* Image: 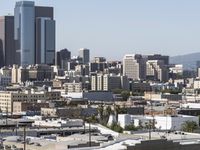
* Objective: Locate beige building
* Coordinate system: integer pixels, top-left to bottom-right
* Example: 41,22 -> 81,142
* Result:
63,82 -> 82,93
194,80 -> 200,89
91,74 -> 129,91
123,54 -> 146,80
146,60 -> 168,82
41,107 -> 82,118
13,101 -> 49,113
11,64 -> 53,84
0,90 -> 61,113
12,65 -> 29,84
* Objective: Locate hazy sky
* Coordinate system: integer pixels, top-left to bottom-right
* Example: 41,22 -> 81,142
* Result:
1,0 -> 200,60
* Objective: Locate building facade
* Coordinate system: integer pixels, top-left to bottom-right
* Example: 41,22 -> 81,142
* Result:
123,54 -> 146,80
0,16 -> 15,67
146,60 -> 168,82
79,48 -> 90,64
14,1 -> 55,66
14,1 -> 35,66
56,49 -> 71,69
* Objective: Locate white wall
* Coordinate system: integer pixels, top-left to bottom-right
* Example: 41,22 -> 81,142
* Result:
118,114 -> 132,128
119,114 -> 199,131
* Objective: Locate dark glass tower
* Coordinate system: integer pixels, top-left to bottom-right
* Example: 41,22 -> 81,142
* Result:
0,16 -> 15,67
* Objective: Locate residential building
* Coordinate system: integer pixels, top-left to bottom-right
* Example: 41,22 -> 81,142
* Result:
91,74 -> 129,91
75,64 -> 90,76
11,65 -> 29,84
0,74 -> 11,86
64,82 -> 82,93
194,80 -> 200,89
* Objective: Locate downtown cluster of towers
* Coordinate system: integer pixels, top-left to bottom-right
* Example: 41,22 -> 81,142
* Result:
0,1 -> 55,67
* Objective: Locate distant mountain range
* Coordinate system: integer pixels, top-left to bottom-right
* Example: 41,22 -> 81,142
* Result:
170,52 -> 200,70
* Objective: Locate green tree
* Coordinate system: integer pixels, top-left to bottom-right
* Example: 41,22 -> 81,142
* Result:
181,121 -> 198,133
121,90 -> 130,101
97,104 -> 104,120
109,122 -> 123,133
105,106 -> 112,116
112,88 -> 123,94
124,124 -> 139,131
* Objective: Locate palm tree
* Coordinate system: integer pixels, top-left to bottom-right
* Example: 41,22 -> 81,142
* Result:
114,104 -> 121,122
181,121 -> 198,133
97,104 -> 104,120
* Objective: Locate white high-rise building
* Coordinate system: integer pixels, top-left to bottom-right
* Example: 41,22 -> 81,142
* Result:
123,54 -> 146,80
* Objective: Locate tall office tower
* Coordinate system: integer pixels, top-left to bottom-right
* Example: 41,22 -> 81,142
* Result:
56,49 -> 71,68
123,54 -> 146,80
35,17 -> 55,65
14,1 -> 55,66
35,6 -> 55,65
0,16 -> 15,67
147,54 -> 169,65
14,1 -> 35,66
146,60 -> 168,82
79,48 -> 90,64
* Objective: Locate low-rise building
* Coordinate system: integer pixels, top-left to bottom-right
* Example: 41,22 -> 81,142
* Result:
13,101 -> 49,114
118,114 -> 199,130
64,82 -> 82,93
33,118 -> 83,127
0,90 -> 61,113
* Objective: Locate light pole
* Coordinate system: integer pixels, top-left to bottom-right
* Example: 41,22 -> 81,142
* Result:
23,125 -> 26,150
89,121 -> 91,147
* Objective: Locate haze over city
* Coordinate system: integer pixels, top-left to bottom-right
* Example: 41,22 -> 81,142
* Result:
2,1 -> 200,150
1,0 -> 200,59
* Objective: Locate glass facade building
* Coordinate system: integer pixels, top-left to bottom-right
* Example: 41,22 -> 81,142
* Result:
35,17 -> 55,65
14,1 -> 35,66
0,16 -> 15,67
14,1 -> 55,66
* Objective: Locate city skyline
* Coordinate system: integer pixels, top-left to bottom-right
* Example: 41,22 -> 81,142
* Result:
1,0 -> 200,60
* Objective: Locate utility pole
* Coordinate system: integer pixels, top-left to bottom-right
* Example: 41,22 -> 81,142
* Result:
89,121 -> 91,147
23,126 -> 26,150
149,120 -> 151,140
16,123 -> 18,136
6,103 -> 8,125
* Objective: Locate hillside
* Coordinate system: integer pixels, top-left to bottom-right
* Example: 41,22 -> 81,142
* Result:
170,52 -> 200,70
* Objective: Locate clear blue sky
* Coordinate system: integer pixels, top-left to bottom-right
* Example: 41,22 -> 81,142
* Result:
1,0 -> 200,60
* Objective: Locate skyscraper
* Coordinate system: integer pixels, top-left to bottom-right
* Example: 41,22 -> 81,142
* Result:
35,17 -> 55,65
56,48 -> 71,69
0,16 -> 15,67
14,1 -> 35,66
79,48 -> 90,64
35,6 -> 55,65
123,54 -> 146,80
14,1 -> 55,66
147,54 -> 169,65
146,60 -> 168,82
